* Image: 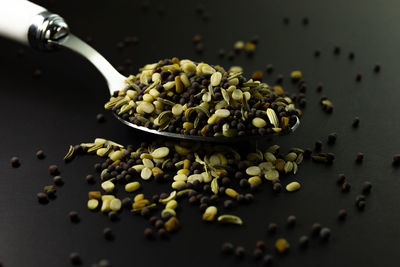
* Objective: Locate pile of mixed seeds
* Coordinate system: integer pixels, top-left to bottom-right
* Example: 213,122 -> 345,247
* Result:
39,138 -> 305,239
104,58 -> 301,137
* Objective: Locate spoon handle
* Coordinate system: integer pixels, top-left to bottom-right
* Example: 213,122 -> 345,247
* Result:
0,0 -> 69,50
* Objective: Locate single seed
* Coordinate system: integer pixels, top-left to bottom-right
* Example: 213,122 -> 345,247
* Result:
374,64 -> 381,73
225,188 -> 239,199
352,117 -> 360,128
10,157 -> 20,168
357,200 -> 366,210
103,227 -> 114,240
263,254 -> 273,265
311,223 -> 322,236
164,216 -> 180,232
96,113 -> 105,123
356,73 -> 362,81
267,223 -> 277,234
110,198 -> 122,211
49,165 -> 59,175
69,252 -> 81,265
125,182 -> 141,192
275,238 -> 290,253
88,199 -> 99,210
253,248 -> 263,259
338,209 -> 347,220
320,227 -> 331,241
356,152 -> 364,163
362,181 -> 372,194
69,211 -> 80,223
393,154 -> 400,165
53,176 -> 64,186
221,242 -> 234,254
36,150 -> 45,159
287,215 -> 296,227
235,246 -> 245,258
37,192 -> 48,204
89,191 -> 101,200
337,174 -> 346,184
299,235 -> 309,249
327,132 -> 337,145
286,181 -> 300,192
144,228 -> 154,239
342,182 -> 351,192
101,180 -> 115,191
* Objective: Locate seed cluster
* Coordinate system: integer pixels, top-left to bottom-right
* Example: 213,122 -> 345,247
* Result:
105,58 -> 300,137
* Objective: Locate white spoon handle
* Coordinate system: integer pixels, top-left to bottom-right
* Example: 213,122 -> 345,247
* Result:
0,0 -> 46,45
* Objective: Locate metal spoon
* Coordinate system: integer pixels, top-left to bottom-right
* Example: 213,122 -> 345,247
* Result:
0,0 -> 300,142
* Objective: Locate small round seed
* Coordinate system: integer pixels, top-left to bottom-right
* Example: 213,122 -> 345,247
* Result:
103,227 -> 114,240
144,228 -> 154,239
352,117 -> 360,128
36,150 -> 45,159
96,113 -> 105,123
256,240 -> 265,250
69,252 -> 81,265
253,248 -> 263,259
362,181 -> 372,194
110,198 -> 122,211
337,174 -> 346,184
320,227 -> 331,241
221,242 -> 234,254
268,223 -> 277,234
69,211 -> 80,223
273,183 -> 282,193
37,192 -> 48,204
10,157 -> 20,168
86,174 -> 95,184
287,215 -> 296,227
263,254 -> 273,265
53,176 -> 64,186
311,223 -> 322,236
342,182 -> 351,192
298,235 -> 309,249
275,238 -> 290,253
338,209 -> 347,220
88,199 -> 99,210
356,152 -> 364,163
49,165 -> 59,175
235,246 -> 245,258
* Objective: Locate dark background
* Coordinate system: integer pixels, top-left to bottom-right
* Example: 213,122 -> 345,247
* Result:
0,0 -> 399,266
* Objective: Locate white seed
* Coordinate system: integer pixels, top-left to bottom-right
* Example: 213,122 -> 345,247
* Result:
141,167 -> 152,180
151,147 -> 170,159
101,180 -> 115,191
201,65 -> 216,75
109,150 -> 123,161
187,174 -> 203,183
232,89 -> 243,101
110,198 -> 122,211
101,199 -> 111,212
264,170 -> 279,181
142,158 -> 154,168
173,174 -> 188,182
125,181 -> 141,192
172,180 -> 186,189
163,81 -> 175,90
142,93 -> 154,102
172,104 -> 184,116
140,102 -> 155,114
202,206 -> 218,221
166,200 -> 178,210
210,72 -> 222,86
252,117 -> 267,128
87,199 -> 99,210
246,166 -> 261,176
286,181 -> 301,192
215,109 -> 230,118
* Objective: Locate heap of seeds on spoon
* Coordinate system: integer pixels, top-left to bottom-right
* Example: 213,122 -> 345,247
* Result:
104,58 -> 301,137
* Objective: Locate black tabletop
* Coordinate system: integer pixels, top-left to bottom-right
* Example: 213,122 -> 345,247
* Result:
0,0 -> 399,266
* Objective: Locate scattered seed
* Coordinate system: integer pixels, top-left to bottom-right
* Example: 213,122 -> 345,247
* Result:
302,17 -> 309,25
96,113 -> 105,123
275,238 -> 290,253
348,52 -> 355,60
53,176 -> 64,186
69,211 -> 80,223
86,174 -> 95,184
298,235 -> 309,249
144,228 -> 154,239
263,254 -> 273,265
311,223 -> 322,236
314,49 -> 321,57
88,199 -> 99,210
287,215 -> 296,227
362,181 -> 372,194
235,246 -> 245,258
342,182 -> 351,192
286,182 -> 300,192
37,192 -> 48,204
69,252 -> 81,265
374,64 -> 381,73
352,117 -> 360,128
36,150 -> 45,159
10,157 -> 20,168
221,242 -> 234,254
356,152 -> 364,163
320,227 -> 331,241
256,240 -> 265,250
253,248 -> 263,259
333,46 -> 341,55
103,227 -> 114,240
164,216 -> 180,232
357,200 -> 366,210
337,174 -> 346,184
268,223 -> 277,234
327,132 -> 337,145
218,214 -> 243,225
49,165 -> 59,175
337,209 -> 347,220
356,73 -> 362,81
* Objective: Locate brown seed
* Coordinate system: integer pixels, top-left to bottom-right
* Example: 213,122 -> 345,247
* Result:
96,113 -> 105,123
36,150 -> 45,159
256,240 -> 265,250
49,165 -> 59,175
10,157 -> 20,168
337,209 -> 347,220
69,211 -> 80,223
164,216 -> 180,232
37,192 -> 48,204
144,228 -> 154,239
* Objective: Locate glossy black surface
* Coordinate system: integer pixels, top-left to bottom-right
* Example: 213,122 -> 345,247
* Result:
0,0 -> 399,266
